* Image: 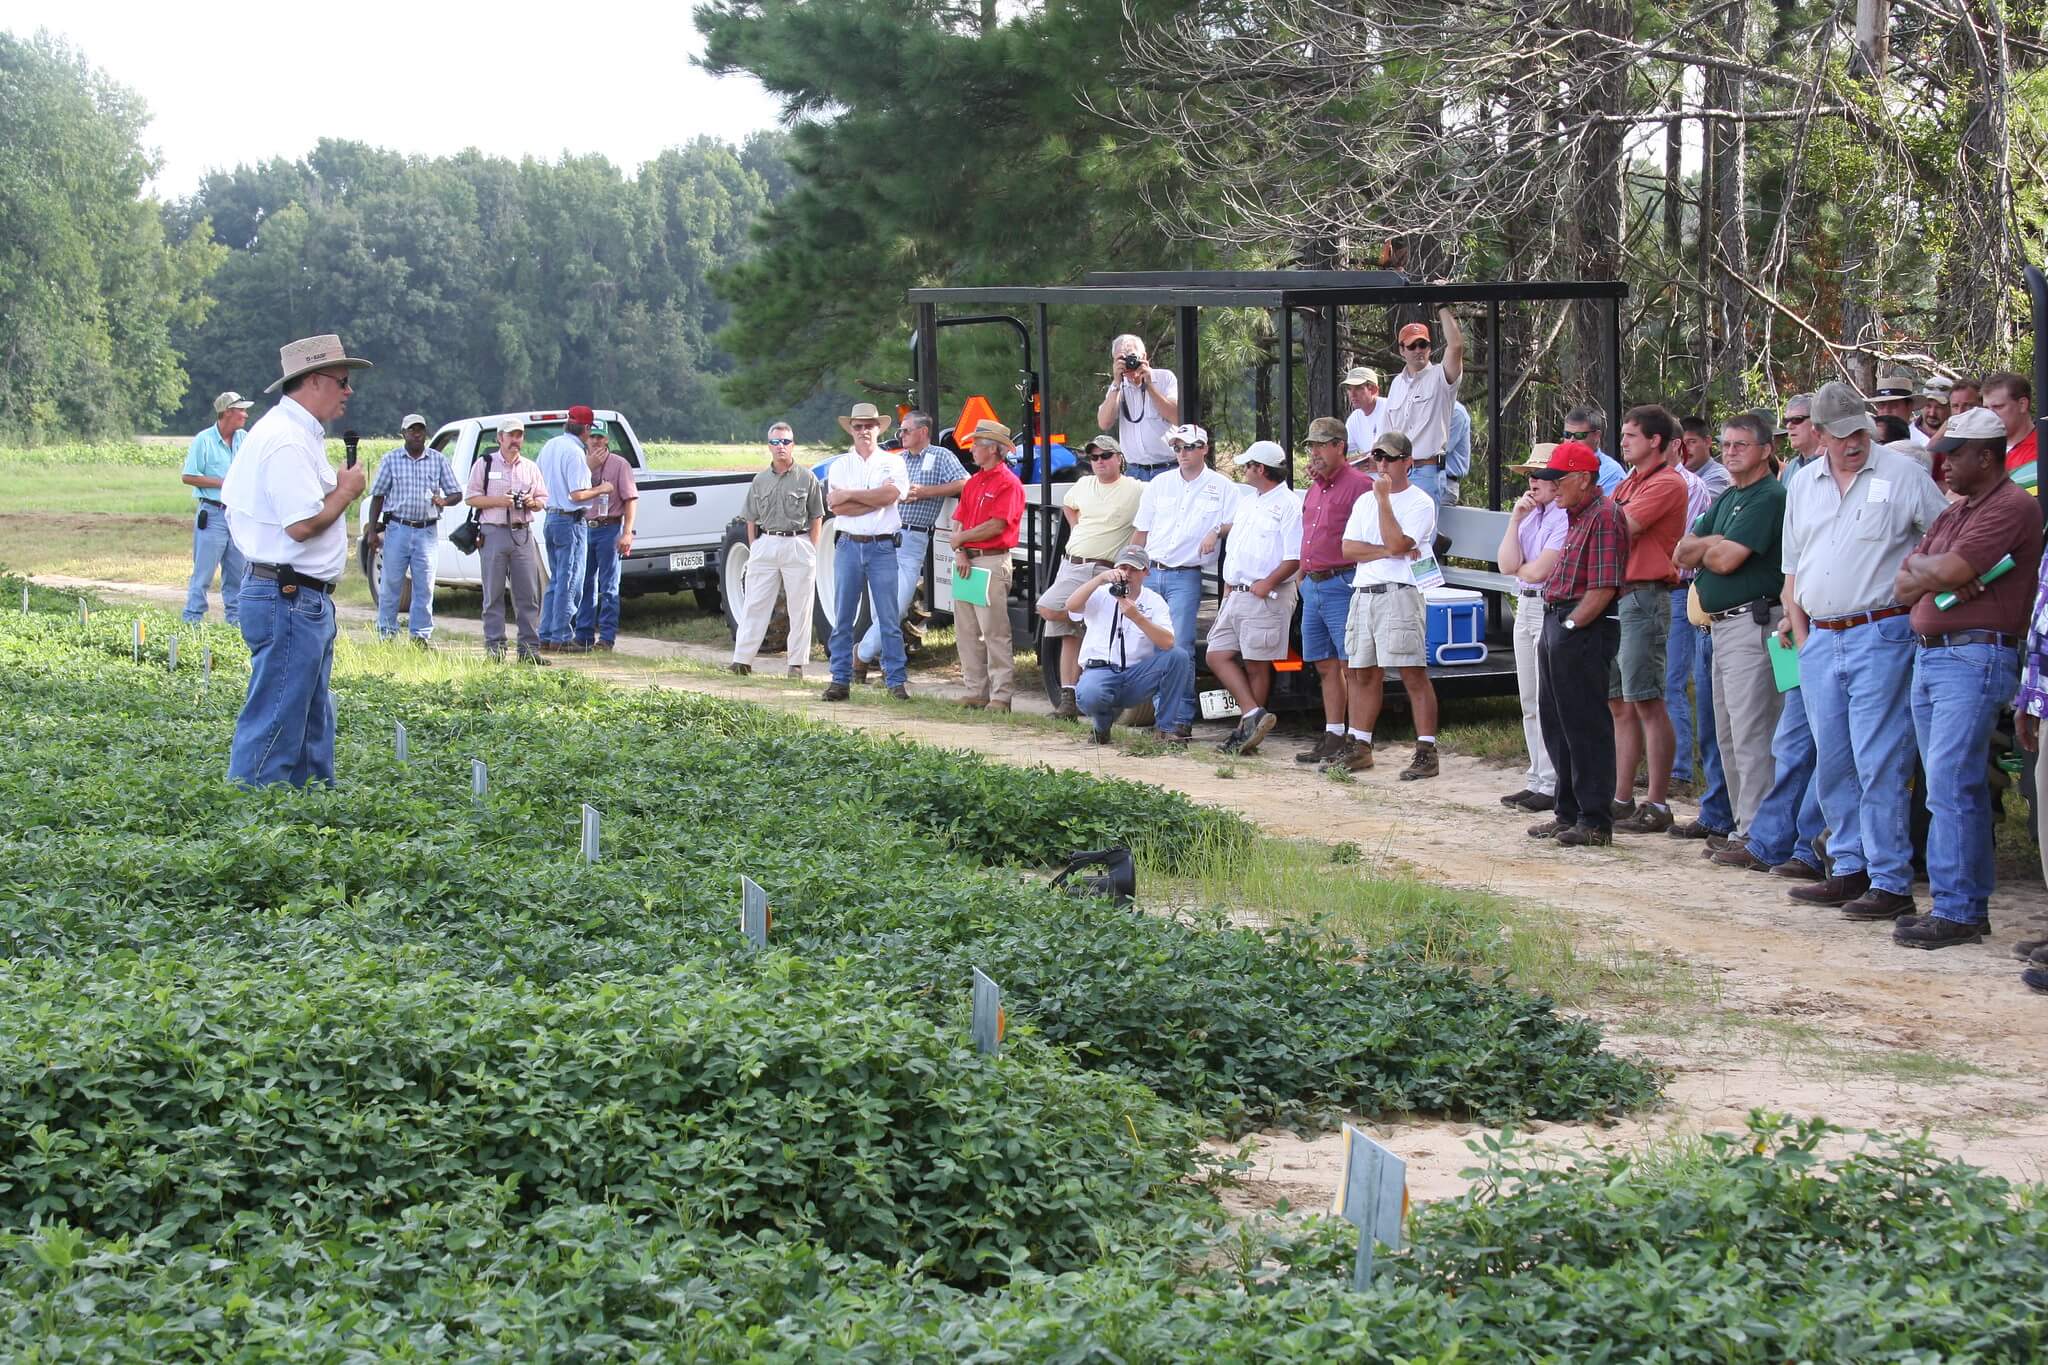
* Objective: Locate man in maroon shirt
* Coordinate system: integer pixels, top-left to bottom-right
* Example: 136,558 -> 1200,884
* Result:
1294,415 -> 1375,764
1529,441 -> 1631,847
951,419 -> 1026,711
1889,406 -> 2044,948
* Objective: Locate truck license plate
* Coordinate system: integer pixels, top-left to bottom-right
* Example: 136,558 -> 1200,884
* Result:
669,551 -> 706,572
1197,689 -> 1242,721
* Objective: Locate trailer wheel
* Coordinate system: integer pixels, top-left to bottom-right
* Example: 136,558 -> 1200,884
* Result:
718,519 -> 792,652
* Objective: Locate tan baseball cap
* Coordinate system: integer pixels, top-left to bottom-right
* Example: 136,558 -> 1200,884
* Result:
213,391 -> 255,415
1304,415 -> 1347,445
1343,366 -> 1382,388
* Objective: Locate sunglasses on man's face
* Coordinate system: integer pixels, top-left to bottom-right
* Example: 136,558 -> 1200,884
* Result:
1784,415 -> 1809,426
1562,429 -> 1593,441
1172,442 -> 1208,451
767,438 -> 794,446
1402,340 -> 1431,351
851,423 -> 880,432
1371,453 -> 1411,463
1087,451 -> 1118,461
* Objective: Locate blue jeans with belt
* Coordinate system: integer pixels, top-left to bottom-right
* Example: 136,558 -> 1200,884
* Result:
1800,617 -> 1919,895
1912,641 -> 2019,924
1150,566 -> 1205,724
184,504 -> 243,625
228,576 -> 337,788
830,534 -> 906,687
540,512 -> 587,644
375,521 -> 437,639
1076,648 -> 1195,735
574,520 -> 623,645
856,527 -> 930,665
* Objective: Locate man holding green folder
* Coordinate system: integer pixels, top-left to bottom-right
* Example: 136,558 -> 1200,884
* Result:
951,420 -> 1026,711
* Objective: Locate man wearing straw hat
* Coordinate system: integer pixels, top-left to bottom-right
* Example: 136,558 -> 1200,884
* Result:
221,334 -> 371,787
822,402 -> 913,700
1495,443 -> 1570,811
951,419 -> 1026,710
181,390 -> 253,627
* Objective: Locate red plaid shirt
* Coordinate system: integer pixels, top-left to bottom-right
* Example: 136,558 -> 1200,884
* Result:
1543,490 -> 1631,603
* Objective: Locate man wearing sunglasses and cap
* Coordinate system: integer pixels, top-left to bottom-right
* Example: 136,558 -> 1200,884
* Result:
1129,423 -> 1235,731
221,334 -> 372,787
1038,434 -> 1145,719
1379,305 -> 1464,508
366,414 -> 462,645
182,390 -> 254,627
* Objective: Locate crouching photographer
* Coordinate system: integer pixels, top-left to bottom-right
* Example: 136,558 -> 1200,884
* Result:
1063,545 -> 1192,747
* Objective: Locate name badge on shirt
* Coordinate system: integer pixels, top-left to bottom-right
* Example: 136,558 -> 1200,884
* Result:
1866,477 -> 1892,504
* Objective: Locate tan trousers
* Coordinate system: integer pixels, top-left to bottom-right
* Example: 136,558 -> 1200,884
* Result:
732,533 -> 816,669
955,550 -> 1014,703
1710,607 -> 1784,837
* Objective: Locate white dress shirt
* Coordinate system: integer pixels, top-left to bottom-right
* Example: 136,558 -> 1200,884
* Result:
1344,483 -> 1438,587
1221,483 -> 1304,587
826,448 -> 911,536
1071,582 -> 1174,668
222,395 -> 345,581
1133,465 -> 1235,568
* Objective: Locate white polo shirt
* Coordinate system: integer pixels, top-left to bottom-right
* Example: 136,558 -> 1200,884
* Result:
222,395 -> 345,581
1133,465 -> 1235,569
1382,362 -> 1459,461
826,448 -> 911,536
1344,403 -> 1385,457
1070,582 -> 1174,668
1343,483 -> 1437,588
1221,483 -> 1303,587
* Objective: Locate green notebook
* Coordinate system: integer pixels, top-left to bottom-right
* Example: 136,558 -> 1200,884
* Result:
951,566 -> 992,607
1767,633 -> 1800,693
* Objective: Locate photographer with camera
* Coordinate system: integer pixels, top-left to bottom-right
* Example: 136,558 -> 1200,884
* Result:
1063,545 -> 1191,747
465,420 -> 550,664
1094,334 -> 1180,480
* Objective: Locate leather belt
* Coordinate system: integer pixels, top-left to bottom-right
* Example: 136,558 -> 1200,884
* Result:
1810,605 -> 1909,631
1306,567 -> 1347,582
198,498 -> 225,507
388,516 -> 437,529
1709,601 -> 1776,622
758,529 -> 801,537
1155,564 -> 1203,572
1067,554 -> 1113,567
587,516 -> 622,526
247,562 -> 335,595
1353,582 -> 1416,595
548,508 -> 585,520
1082,659 -> 1122,671
839,531 -> 901,544
1919,630 -> 2019,649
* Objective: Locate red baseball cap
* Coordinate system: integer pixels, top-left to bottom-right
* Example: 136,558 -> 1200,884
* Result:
1398,322 -> 1432,347
568,404 -> 596,425
1529,440 -> 1601,480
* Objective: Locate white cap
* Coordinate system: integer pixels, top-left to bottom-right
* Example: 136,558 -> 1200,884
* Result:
499,417 -> 526,434
213,391 -> 255,415
1230,439 -> 1288,471
400,413 -> 427,430
1165,424 -> 1210,448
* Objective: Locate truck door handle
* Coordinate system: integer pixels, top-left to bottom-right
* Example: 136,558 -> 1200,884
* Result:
669,491 -> 697,507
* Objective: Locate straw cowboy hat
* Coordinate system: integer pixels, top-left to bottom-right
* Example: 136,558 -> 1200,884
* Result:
836,402 -> 895,438
263,333 -> 374,394
962,419 -> 1015,450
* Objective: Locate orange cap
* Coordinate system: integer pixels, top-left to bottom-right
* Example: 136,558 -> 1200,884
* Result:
1398,322 -> 1432,347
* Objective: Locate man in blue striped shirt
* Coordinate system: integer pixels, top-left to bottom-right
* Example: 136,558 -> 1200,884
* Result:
366,414 -> 463,643
182,391 -> 253,625
855,411 -> 967,679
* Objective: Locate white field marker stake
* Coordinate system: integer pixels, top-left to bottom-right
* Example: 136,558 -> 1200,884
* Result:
971,968 -> 1004,1057
79,598 -> 88,627
580,804 -> 601,863
472,759 -> 488,801
166,636 -> 179,671
202,646 -> 213,691
1332,1123 -> 1408,1290
20,585 -> 27,614
741,875 -> 770,951
394,721 -> 409,763
132,619 -> 144,663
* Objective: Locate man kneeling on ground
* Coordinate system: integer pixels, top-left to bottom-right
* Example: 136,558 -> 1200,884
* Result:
1066,545 -> 1192,747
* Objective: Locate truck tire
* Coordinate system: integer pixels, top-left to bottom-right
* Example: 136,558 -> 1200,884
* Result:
357,535 -> 412,615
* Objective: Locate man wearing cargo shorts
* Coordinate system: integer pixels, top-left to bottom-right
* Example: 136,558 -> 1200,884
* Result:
465,420 -> 549,663
1294,416 -> 1374,765
1208,440 -> 1301,755
1607,405 -> 1691,833
1329,431 -> 1440,780
1037,434 -> 1144,719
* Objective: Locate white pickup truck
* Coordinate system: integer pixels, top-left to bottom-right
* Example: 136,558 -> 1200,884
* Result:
358,409 -> 751,611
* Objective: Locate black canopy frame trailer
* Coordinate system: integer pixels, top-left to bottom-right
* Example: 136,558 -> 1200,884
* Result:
904,270 -> 1628,713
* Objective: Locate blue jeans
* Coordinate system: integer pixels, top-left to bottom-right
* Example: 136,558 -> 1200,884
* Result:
829,534 -> 906,687
1150,567 -> 1205,721
1800,618 -> 1918,894
375,522 -> 437,639
1076,648 -> 1195,734
228,577 -> 337,788
1665,594 -> 1733,828
540,513 -> 587,644
1128,462 -> 1172,483
856,528 -> 929,664
1744,684 -> 1825,870
1912,643 -> 2019,924
1409,462 -> 1443,509
184,505 -> 243,625
574,520 -> 622,645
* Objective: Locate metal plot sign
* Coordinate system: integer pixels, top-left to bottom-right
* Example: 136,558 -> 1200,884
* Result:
1330,1123 -> 1408,1290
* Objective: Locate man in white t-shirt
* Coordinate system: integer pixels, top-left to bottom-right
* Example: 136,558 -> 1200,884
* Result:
1036,434 -> 1146,719
1342,366 -> 1385,461
821,402 -> 913,701
1328,430 -> 1441,781
1381,307 -> 1465,506
1094,333 -> 1180,480
1209,440 -> 1302,756
1065,545 -> 1192,746
221,333 -> 372,788
1130,423 -> 1236,732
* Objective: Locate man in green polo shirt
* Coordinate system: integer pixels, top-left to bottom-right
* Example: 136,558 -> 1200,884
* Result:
181,391 -> 254,625
1674,411 -> 1787,843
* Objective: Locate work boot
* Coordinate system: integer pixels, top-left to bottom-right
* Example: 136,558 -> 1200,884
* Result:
821,681 -> 851,702
1609,798 -> 1638,822
1501,789 -> 1553,811
1769,857 -> 1825,881
1893,915 -> 1983,949
1527,817 -> 1569,839
1090,717 -> 1114,746
1709,844 -> 1772,872
1613,802 -> 1674,834
1053,687 -> 1082,721
1324,740 -> 1373,773
961,697 -> 989,710
1398,740 -> 1439,781
2013,938 -> 2048,962
888,684 -> 912,701
1296,732 -> 1346,765
787,666 -> 803,679
1556,823 -> 1613,847
1788,872 -> 1870,907
727,662 -> 751,676
1668,819 -> 1726,841
517,651 -> 551,667
854,659 -> 873,685
1842,888 -> 1917,923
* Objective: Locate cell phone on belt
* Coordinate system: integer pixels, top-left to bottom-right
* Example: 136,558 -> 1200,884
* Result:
343,430 -> 360,468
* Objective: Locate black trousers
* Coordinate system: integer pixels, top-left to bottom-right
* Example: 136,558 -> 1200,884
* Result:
1538,605 -> 1621,831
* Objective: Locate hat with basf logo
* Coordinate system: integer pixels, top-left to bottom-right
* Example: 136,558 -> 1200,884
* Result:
1528,440 -> 1602,480
264,334 -> 373,393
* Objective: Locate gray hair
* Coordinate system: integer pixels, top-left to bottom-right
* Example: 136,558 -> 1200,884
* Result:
1563,404 -> 1606,436
766,421 -> 794,440
1110,333 -> 1147,360
1721,412 -> 1773,447
901,410 -> 931,433
1782,393 -> 1811,418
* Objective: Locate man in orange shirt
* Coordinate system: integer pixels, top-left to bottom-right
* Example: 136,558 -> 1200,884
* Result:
1983,371 -> 2037,497
1608,405 -> 1692,833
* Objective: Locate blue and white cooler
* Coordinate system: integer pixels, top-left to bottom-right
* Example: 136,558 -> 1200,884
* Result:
1424,587 -> 1488,666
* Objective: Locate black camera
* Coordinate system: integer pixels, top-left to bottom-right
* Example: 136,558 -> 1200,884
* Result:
511,490 -> 530,511
1108,575 -> 1129,599
1120,353 -> 1142,372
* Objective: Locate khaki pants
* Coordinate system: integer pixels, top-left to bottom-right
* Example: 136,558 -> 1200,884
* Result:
1512,593 -> 1557,796
732,533 -> 816,669
955,550 -> 1014,703
480,525 -> 541,657
1709,607 -> 1784,836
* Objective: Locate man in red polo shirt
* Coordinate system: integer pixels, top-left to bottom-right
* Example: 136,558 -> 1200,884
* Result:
1983,371 -> 2038,497
1606,404 -> 1691,834
951,419 -> 1026,711
1293,415 -> 1375,764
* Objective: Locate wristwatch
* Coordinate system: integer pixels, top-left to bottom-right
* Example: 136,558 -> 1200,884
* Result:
1563,618 -> 1578,632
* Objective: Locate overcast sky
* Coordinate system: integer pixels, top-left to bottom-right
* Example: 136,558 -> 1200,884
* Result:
16,1 -> 786,200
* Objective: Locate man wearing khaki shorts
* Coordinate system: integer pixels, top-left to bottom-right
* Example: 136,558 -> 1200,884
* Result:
1037,434 -> 1144,718
1330,431 -> 1441,779
1209,440 -> 1301,755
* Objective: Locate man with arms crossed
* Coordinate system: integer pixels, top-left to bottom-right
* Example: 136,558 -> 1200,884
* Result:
856,410 -> 966,680
822,403 -> 912,701
1209,440 -> 1301,756
1607,405 -> 1691,834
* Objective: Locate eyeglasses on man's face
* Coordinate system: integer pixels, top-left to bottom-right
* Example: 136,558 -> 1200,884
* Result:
767,438 -> 794,447
1402,340 -> 1431,351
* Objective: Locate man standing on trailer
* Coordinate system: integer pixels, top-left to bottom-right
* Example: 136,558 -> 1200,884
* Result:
1095,333 -> 1180,481
1342,367 -> 1385,461
1378,306 -> 1464,507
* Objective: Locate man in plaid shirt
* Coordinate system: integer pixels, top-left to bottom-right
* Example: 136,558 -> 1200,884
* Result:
855,411 -> 967,679
1530,441 -> 1631,847
366,415 -> 462,643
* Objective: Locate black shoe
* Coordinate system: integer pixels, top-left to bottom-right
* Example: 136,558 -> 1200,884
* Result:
1556,823 -> 1613,847
2024,967 -> 2048,994
727,662 -> 752,676
517,651 -> 551,666
1237,709 -> 1278,756
1218,722 -> 1249,755
1769,858 -> 1825,882
1893,916 -> 1984,949
1842,888 -> 1917,922
1788,872 -> 1871,907
854,660 -> 873,685
888,684 -> 911,701
1527,817 -> 1569,839
821,682 -> 851,701
1296,732 -> 1346,765
1519,791 -> 1556,811
1090,718 -> 1113,746
2013,937 -> 2048,961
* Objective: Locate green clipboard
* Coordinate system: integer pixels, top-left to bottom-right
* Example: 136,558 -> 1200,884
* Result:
951,566 -> 992,607
1767,632 -> 1800,692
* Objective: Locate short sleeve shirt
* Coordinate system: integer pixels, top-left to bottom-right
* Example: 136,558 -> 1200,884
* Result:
744,464 -> 824,534
1133,466 -> 1236,568
1221,484 -> 1303,585
1301,463 -> 1374,574
1344,403 -> 1385,457
536,433 -> 592,509
466,450 -> 547,527
1612,462 -> 1689,584
221,397 -> 343,580
1544,492 -> 1630,603
1062,474 -> 1145,562
899,444 -> 970,532
1071,582 -> 1174,668
827,449 -> 911,536
183,424 -> 242,502
1382,362 -> 1458,460
1114,367 -> 1179,467
1907,477 -> 2044,635
1343,483 -> 1437,587
954,463 -> 1024,552
1782,446 -> 1947,619
1692,476 -> 1787,614
586,452 -> 638,520
369,449 -> 463,523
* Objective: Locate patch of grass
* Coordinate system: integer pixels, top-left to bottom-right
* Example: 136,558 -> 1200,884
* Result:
640,442 -> 769,471
1751,1016 -> 1989,1085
